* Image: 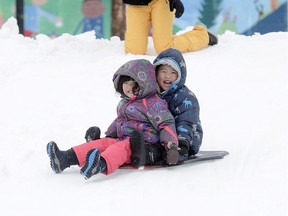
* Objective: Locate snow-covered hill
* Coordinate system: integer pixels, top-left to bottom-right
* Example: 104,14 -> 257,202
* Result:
0,17 -> 287,216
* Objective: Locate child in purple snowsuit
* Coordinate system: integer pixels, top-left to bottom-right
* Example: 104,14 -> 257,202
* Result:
47,59 -> 178,179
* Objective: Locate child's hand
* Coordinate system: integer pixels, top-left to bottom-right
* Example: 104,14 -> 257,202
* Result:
169,0 -> 184,18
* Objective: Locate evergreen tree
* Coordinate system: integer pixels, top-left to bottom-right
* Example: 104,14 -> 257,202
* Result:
199,0 -> 222,28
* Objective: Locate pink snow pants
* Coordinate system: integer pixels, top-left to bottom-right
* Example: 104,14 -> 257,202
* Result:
72,137 -> 131,175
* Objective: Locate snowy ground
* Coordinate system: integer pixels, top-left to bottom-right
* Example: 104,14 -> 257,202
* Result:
0,17 -> 287,216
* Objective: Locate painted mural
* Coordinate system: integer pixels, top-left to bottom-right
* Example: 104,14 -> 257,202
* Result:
175,0 -> 287,35
0,0 -> 111,38
73,0 -> 106,38
0,0 -> 287,38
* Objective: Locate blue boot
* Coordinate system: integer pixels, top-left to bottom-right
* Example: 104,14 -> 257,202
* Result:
47,141 -> 78,173
80,149 -> 107,179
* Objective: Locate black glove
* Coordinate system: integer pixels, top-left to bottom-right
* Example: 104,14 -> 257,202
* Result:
169,0 -> 184,18
85,126 -> 101,142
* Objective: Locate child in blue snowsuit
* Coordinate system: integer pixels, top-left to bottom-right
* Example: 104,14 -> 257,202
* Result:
152,48 -> 203,162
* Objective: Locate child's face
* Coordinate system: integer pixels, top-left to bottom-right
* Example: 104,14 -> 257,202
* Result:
156,65 -> 178,92
122,80 -> 139,99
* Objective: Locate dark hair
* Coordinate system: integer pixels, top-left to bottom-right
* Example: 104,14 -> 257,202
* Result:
155,65 -> 161,75
116,75 -> 139,95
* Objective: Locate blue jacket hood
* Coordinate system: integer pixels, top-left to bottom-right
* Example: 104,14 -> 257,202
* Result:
153,48 -> 187,96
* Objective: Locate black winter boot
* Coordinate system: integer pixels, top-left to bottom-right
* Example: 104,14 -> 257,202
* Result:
145,143 -> 164,165
130,131 -> 168,166
207,30 -> 218,46
80,149 -> 107,180
130,130 -> 146,167
46,141 -> 79,173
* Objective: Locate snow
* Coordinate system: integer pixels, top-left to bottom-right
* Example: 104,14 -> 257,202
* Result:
0,17 -> 287,216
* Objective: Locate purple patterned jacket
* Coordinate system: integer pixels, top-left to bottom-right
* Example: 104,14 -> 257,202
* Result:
105,59 -> 178,146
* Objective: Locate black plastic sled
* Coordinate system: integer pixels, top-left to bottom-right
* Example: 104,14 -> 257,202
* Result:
120,150 -> 229,170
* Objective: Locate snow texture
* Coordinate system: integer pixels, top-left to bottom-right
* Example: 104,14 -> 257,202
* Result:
0,17 -> 287,216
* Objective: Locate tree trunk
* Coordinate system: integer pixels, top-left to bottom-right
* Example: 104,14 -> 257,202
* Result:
16,0 -> 24,35
111,0 -> 126,40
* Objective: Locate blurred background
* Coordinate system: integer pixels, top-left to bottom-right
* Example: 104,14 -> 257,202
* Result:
0,0 -> 287,39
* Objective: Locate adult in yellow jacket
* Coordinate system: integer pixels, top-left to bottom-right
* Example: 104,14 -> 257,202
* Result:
123,0 -> 218,55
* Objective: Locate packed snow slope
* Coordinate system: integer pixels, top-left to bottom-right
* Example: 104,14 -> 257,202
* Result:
0,17 -> 287,216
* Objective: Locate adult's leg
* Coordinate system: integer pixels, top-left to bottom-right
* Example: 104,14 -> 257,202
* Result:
151,0 -> 174,53
151,1 -> 209,53
125,5 -> 151,54
170,25 -> 209,53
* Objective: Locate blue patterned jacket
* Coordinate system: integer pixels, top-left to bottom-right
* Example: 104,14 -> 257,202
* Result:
153,48 -> 203,155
